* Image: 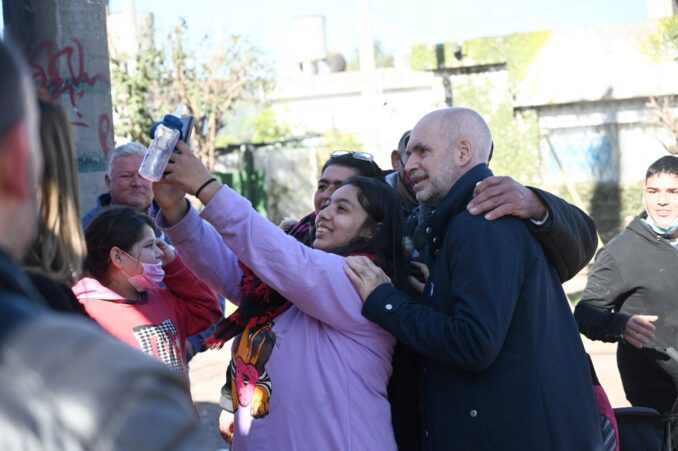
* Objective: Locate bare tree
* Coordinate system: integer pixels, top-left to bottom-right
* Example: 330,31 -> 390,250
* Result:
647,96 -> 678,155
111,20 -> 273,170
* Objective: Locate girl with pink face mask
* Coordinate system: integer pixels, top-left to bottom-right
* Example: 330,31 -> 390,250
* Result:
73,205 -> 222,376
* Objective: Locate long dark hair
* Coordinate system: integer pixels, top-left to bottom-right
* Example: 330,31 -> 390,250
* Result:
328,176 -> 407,290
83,206 -> 156,282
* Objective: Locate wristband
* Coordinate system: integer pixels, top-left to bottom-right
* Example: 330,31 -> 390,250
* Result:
194,177 -> 217,199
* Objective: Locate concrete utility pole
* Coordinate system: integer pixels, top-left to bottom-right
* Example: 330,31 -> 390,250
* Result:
3,0 -> 113,212
356,0 -> 379,153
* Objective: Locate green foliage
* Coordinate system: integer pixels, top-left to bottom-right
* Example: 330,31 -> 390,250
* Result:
451,72 -> 541,183
251,108 -> 291,143
110,19 -> 274,169
407,31 -> 550,183
409,31 -> 550,88
640,16 -> 678,62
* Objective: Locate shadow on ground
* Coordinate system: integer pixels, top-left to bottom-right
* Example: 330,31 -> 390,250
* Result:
195,401 -> 229,451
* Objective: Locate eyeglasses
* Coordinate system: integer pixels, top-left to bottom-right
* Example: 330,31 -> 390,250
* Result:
329,150 -> 374,162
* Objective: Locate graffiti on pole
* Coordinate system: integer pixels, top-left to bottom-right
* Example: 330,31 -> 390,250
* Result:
30,37 -> 113,157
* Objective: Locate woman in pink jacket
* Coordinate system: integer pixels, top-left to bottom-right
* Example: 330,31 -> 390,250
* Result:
155,142 -> 408,450
73,206 -> 222,376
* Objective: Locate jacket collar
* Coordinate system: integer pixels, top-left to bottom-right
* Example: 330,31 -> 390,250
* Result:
418,163 -> 492,260
429,163 -> 493,235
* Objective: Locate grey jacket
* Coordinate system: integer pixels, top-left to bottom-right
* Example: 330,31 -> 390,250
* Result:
0,251 -> 199,450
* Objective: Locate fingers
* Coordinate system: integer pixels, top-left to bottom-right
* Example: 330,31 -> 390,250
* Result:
472,176 -> 508,197
407,275 -> 425,294
410,261 -> 429,280
175,140 -> 191,154
218,410 -> 234,444
624,315 -> 658,348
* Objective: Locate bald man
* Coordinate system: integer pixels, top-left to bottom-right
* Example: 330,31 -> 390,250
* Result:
346,108 -> 602,450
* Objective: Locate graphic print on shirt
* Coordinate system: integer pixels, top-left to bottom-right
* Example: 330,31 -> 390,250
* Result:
224,322 -> 276,418
132,319 -> 184,372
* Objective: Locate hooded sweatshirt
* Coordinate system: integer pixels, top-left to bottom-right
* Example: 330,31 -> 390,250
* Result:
73,254 -> 221,374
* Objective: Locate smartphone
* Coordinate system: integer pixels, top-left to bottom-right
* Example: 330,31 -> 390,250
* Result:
180,115 -> 195,144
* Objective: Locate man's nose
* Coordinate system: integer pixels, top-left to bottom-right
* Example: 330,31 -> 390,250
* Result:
404,154 -> 417,173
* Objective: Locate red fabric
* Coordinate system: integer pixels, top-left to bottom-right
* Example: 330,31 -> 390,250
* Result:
594,384 -> 620,451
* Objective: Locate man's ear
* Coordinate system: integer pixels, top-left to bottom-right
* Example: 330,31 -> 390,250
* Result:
104,173 -> 111,190
390,150 -> 401,171
456,138 -> 473,167
0,121 -> 32,199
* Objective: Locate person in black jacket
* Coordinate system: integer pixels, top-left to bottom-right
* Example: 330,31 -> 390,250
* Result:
575,155 -> 678,414
345,107 -> 602,450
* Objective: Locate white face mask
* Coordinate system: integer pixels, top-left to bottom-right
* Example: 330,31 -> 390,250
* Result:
119,250 -> 165,292
644,215 -> 678,237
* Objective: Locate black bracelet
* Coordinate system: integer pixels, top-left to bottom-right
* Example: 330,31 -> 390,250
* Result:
194,177 -> 217,199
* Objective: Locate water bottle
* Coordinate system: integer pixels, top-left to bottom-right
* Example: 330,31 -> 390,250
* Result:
138,108 -> 184,182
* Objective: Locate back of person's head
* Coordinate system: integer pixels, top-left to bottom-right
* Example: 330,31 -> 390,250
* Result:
335,176 -> 406,288
107,142 -> 146,176
0,39 -> 27,139
84,206 -> 156,282
397,130 -> 411,156
0,38 -> 44,261
646,155 -> 678,181
321,151 -> 385,181
23,100 -> 86,285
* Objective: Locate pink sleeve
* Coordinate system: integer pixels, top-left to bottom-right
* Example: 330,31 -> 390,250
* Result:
157,202 -> 244,305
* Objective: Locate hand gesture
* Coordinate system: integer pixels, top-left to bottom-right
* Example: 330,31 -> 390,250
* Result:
467,176 -> 547,221
623,314 -> 658,349
164,141 -> 218,200
343,256 -> 391,301
156,240 -> 176,265
218,409 -> 235,444
407,261 -> 430,294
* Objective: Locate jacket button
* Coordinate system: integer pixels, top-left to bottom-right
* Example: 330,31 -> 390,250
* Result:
469,409 -> 478,418
432,237 -> 438,244
385,304 -> 393,311
426,226 -> 432,234
424,430 -> 429,438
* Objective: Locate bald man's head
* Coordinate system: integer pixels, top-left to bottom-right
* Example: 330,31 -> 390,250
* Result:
404,107 -> 492,205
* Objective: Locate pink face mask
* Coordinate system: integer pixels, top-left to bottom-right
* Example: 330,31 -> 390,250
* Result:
119,250 -> 165,292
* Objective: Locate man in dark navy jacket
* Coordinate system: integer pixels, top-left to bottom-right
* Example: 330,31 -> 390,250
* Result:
345,107 -> 602,450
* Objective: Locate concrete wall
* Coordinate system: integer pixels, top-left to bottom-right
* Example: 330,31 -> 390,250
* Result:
3,0 -> 113,213
271,69 -> 445,168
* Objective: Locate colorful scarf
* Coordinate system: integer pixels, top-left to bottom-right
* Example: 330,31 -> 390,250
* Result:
205,212 -> 316,349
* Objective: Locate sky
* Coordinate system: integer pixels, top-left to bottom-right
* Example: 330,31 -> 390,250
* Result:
1,0 -> 648,69
106,0 -> 647,69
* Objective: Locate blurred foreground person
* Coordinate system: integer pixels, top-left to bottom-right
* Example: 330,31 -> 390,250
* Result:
22,99 -> 88,315
0,37 -> 199,450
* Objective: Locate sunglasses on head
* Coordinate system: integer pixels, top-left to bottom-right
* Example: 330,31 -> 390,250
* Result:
329,150 -> 374,162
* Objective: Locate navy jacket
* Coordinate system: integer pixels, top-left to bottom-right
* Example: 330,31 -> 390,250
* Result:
364,164 -> 602,451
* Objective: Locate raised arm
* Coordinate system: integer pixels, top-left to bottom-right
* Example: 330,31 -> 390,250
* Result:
160,142 -> 380,334
153,167 -> 243,303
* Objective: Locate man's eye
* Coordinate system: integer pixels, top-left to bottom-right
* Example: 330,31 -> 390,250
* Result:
317,185 -> 327,192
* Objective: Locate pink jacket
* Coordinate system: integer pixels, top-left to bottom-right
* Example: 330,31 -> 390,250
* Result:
73,254 -> 221,373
